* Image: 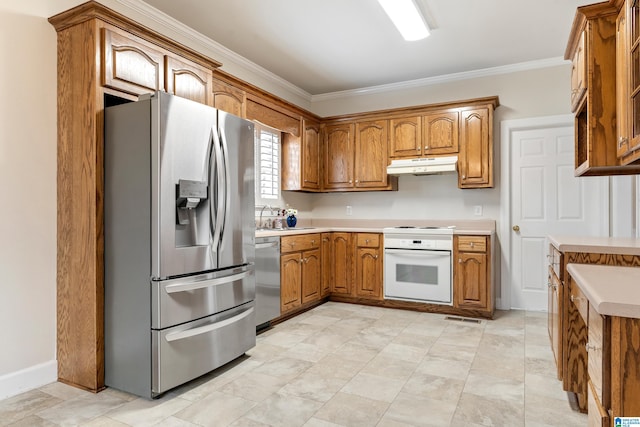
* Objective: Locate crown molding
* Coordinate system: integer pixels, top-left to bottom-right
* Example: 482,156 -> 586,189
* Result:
114,0 -> 567,106
114,0 -> 312,101
311,57 -> 569,102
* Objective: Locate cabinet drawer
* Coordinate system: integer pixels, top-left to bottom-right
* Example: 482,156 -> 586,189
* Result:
569,276 -> 589,324
457,236 -> 486,252
588,305 -> 610,408
357,233 -> 380,248
281,233 -> 321,253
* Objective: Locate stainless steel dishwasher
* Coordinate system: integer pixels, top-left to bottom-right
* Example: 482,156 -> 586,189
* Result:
255,236 -> 281,328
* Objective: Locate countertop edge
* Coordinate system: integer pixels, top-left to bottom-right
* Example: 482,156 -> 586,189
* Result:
567,263 -> 640,319
549,234 -> 640,256
256,227 -> 494,238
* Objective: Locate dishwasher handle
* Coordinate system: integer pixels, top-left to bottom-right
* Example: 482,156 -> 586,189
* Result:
256,242 -> 279,250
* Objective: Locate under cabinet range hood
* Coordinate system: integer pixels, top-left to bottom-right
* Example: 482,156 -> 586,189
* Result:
386,156 -> 458,176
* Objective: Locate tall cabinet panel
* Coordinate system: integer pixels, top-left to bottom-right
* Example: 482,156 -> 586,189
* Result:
458,107 -> 493,188
323,123 -> 354,190
354,120 -> 389,188
49,3 -> 222,392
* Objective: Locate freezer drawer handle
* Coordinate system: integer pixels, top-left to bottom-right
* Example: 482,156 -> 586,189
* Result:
165,306 -> 254,342
164,270 -> 252,294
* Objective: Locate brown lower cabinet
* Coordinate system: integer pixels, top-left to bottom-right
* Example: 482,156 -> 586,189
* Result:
280,234 -> 322,315
565,271 -> 640,424
453,235 -> 492,316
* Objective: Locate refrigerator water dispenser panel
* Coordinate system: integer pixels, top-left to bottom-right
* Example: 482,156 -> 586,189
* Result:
176,179 -> 207,225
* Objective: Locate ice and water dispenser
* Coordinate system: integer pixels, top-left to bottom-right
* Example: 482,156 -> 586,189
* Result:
175,179 -> 209,247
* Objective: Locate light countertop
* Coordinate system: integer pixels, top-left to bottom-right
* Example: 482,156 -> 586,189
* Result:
255,219 -> 495,238
567,263 -> 640,319
548,235 -> 640,256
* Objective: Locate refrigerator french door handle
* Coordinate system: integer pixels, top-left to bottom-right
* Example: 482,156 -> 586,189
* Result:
163,270 -> 253,294
210,126 -> 224,252
218,128 -> 231,241
164,306 -> 254,342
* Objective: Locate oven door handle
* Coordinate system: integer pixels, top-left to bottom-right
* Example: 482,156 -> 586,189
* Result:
384,248 -> 451,256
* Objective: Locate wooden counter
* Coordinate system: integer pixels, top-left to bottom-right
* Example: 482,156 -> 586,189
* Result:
565,263 -> 640,426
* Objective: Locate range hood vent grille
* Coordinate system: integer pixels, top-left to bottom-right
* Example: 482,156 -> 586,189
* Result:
386,155 -> 458,176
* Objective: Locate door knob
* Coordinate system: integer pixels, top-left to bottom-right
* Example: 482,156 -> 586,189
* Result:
512,225 -> 520,232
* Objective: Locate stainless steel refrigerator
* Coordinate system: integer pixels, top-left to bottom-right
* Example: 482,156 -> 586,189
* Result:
104,91 -> 256,398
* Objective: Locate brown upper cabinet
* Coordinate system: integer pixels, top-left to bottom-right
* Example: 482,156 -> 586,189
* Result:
354,120 -> 392,189
389,110 -> 459,158
103,26 -> 213,106
322,120 -> 396,191
459,107 -> 493,188
617,0 -> 640,164
211,79 -> 246,117
323,123 -> 355,190
282,119 -> 321,191
566,1 -> 640,175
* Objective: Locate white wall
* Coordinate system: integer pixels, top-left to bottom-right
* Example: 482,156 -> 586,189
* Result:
311,65 -> 571,221
0,3 -> 59,397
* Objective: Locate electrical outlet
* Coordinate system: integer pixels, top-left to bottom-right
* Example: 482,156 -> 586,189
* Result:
473,205 -> 483,216
346,205 -> 352,216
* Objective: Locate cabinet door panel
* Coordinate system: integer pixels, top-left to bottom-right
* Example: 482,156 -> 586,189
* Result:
459,108 -> 492,188
321,234 -> 332,297
423,111 -> 459,155
331,233 -> 352,295
324,124 -> 354,189
455,252 -> 488,309
165,56 -> 212,106
102,27 -> 165,95
355,120 -> 388,188
301,249 -> 321,303
389,116 -> 421,158
212,80 -> 245,117
302,121 -> 322,190
281,253 -> 301,313
355,247 -> 382,299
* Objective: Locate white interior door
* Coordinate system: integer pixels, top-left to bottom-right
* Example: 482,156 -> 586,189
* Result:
508,121 -> 607,311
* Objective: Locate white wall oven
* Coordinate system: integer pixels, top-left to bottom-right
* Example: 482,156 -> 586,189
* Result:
383,227 -> 454,305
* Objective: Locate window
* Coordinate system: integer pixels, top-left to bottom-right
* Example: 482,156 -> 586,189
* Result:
254,123 -> 280,201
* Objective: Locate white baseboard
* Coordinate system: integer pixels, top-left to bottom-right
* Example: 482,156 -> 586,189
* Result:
0,360 -> 57,400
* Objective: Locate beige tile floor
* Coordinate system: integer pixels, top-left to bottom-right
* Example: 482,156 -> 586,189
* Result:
0,302 -> 587,426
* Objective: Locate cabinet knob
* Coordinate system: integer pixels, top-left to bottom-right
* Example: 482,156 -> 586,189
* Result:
512,225 -> 520,232
458,259 -> 462,263
570,294 -> 583,303
355,179 -> 359,183
424,146 -> 429,150
322,238 -> 328,242
416,148 -> 421,151
470,242 -> 474,247
365,239 -> 370,244
311,240 -> 316,244
461,175 -> 466,179
373,254 -> 378,259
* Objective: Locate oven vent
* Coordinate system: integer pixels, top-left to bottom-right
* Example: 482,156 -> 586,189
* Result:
444,316 -> 482,324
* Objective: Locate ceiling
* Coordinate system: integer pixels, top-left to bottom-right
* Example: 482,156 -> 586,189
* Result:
142,0 -> 595,96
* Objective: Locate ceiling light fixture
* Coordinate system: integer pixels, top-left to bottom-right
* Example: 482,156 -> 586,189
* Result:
378,0 -> 430,41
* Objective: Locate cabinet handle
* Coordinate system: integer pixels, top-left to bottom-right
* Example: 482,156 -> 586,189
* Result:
311,240 -> 316,244
322,238 -> 328,242
585,342 -> 599,352
619,136 -> 628,148
570,294 -> 583,303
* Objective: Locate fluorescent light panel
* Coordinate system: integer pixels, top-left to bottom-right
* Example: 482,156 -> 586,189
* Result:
378,0 -> 430,41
